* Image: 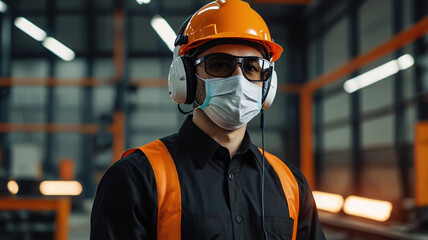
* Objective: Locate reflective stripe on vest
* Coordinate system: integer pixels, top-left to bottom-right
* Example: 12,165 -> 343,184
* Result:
123,140 -> 299,240
122,140 -> 182,240
260,148 -> 299,240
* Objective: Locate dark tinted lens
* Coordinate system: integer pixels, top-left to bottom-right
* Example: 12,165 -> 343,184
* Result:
243,58 -> 272,81
205,54 -> 236,77
243,58 -> 262,80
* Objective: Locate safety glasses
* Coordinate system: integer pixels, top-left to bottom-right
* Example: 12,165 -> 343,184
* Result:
194,53 -> 273,81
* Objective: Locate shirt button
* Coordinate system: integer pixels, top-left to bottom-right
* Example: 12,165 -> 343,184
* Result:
228,173 -> 234,181
235,216 -> 242,224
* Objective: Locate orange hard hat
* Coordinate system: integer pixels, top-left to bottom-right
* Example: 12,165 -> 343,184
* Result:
178,0 -> 283,62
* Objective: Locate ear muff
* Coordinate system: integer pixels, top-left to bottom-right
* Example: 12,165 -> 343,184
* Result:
262,68 -> 277,109
168,16 -> 195,104
168,46 -> 196,104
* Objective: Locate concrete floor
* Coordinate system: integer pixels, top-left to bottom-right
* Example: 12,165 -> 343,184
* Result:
69,211 -> 91,240
69,199 -> 92,240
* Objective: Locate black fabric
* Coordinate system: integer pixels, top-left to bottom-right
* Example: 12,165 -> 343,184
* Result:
181,56 -> 197,104
90,116 -> 326,240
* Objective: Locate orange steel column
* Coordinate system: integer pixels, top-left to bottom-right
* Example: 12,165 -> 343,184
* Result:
113,7 -> 124,80
59,158 -> 75,180
111,0 -> 126,164
55,198 -> 71,240
415,122 -> 428,207
0,198 -> 71,240
300,88 -> 315,189
112,111 -> 125,163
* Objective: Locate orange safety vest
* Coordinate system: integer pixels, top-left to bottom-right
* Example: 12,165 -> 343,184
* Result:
122,139 -> 300,240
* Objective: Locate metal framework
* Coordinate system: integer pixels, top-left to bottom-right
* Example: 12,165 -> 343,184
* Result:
0,2 -> 427,223
0,197 -> 71,240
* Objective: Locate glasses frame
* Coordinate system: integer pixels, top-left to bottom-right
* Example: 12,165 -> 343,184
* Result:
194,53 -> 273,82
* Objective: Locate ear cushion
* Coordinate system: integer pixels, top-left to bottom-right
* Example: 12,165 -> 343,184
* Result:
168,55 -> 187,104
262,69 -> 277,109
181,56 -> 196,104
168,45 -> 197,104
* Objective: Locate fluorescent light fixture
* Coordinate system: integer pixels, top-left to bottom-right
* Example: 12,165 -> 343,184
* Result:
39,180 -> 82,196
344,53 -> 414,93
42,37 -> 75,61
313,191 -> 344,213
136,0 -> 151,4
151,15 -> 177,52
343,195 -> 393,222
7,180 -> 19,195
14,17 -> 47,41
0,0 -> 8,13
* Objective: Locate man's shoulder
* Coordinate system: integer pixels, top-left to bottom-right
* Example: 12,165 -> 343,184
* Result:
260,149 -> 308,188
114,133 -> 180,168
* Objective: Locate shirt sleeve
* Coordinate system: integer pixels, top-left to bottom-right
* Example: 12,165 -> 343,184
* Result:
90,152 -> 158,240
295,172 -> 326,240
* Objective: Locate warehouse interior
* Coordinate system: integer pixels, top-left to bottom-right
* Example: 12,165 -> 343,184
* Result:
0,0 -> 428,239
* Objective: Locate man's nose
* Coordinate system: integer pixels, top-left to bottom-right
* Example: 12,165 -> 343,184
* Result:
232,63 -> 244,76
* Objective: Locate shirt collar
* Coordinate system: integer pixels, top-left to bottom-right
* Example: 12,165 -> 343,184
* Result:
178,115 -> 261,169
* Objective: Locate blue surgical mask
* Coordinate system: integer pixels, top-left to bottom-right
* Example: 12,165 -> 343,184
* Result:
195,74 -> 262,130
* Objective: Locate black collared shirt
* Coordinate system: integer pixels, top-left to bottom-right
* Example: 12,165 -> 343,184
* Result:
91,116 -> 325,240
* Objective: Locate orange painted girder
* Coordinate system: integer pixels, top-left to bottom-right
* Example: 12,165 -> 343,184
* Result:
305,14 -> 428,92
0,77 -> 168,87
0,123 -> 99,134
415,122 -> 428,207
0,197 -> 71,240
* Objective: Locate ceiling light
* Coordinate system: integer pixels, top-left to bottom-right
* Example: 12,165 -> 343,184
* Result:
42,37 -> 75,61
39,180 -> 82,196
343,195 -> 393,222
0,0 -> 8,13
151,15 -> 176,52
343,54 -> 414,93
313,191 -> 344,213
14,17 -> 47,41
7,180 -> 19,195
136,0 -> 151,4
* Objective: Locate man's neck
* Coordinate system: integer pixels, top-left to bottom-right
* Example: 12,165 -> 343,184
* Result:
193,109 -> 246,159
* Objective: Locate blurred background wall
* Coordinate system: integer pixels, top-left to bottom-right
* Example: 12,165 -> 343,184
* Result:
1,0 -> 428,239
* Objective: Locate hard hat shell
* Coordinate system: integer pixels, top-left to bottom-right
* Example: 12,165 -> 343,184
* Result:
178,0 -> 283,62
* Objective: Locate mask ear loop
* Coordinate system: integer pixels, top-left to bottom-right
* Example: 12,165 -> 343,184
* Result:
177,72 -> 207,115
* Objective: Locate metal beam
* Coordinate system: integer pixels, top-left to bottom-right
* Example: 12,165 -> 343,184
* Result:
305,13 -> 428,92
112,0 -> 129,163
313,8 -> 324,187
348,0 -> 362,196
413,0 -> 428,230
300,88 -> 315,188
0,6 -> 12,174
43,0 -> 56,178
393,0 -> 411,200
0,123 -> 99,134
80,0 -> 96,198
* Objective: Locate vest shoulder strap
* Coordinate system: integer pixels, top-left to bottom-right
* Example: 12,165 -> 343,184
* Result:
122,140 -> 181,240
259,149 -> 300,240
121,143 -> 298,239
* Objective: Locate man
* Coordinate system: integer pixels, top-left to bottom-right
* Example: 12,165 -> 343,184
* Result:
91,0 -> 325,239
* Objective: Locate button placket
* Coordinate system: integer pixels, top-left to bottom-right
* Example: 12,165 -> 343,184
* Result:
227,158 -> 244,239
